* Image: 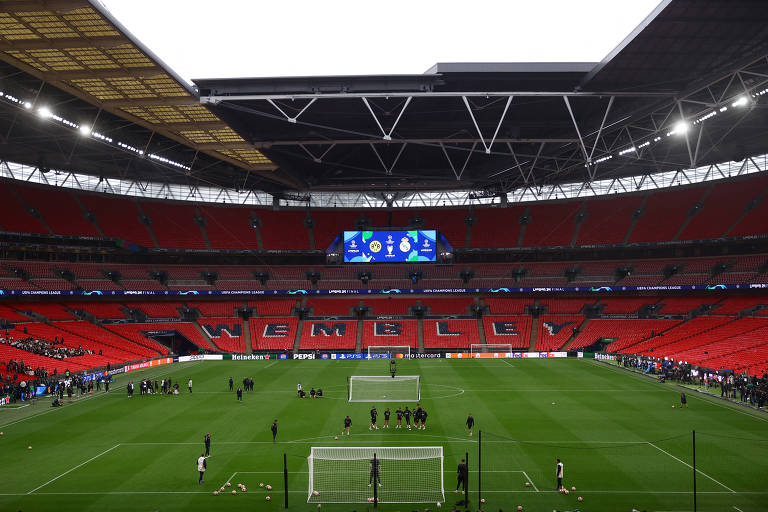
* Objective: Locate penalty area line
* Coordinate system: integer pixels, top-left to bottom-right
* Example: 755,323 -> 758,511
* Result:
521,470 -> 539,492
646,442 -> 735,493
27,444 -> 121,494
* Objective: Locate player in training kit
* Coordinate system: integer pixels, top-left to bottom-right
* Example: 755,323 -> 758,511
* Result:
383,408 -> 391,428
368,456 -> 381,487
404,406 -> 412,429
466,413 -> 474,436
197,453 -> 207,484
555,458 -> 564,490
395,407 -> 403,428
343,415 -> 352,435
420,407 -> 427,429
456,458 -> 468,494
204,433 -> 211,457
369,407 -> 378,430
271,419 -> 278,443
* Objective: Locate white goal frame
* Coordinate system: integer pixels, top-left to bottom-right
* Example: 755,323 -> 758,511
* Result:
367,345 -> 411,359
307,446 -> 444,504
470,343 -> 515,356
348,375 -> 421,402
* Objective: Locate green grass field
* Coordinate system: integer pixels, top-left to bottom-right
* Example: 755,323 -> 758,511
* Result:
1,357 -> 767,512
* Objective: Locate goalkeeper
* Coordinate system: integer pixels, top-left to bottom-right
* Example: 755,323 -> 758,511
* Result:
368,456 -> 382,487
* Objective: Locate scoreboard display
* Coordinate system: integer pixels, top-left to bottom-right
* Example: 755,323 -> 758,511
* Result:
343,230 -> 437,263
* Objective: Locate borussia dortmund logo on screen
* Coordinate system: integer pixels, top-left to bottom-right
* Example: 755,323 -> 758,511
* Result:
369,240 -> 382,253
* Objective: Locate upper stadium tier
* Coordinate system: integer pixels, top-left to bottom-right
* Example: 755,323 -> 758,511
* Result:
0,0 -> 767,198
1,170 -> 767,251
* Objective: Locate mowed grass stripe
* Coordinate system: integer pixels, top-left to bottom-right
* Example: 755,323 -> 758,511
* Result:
0,358 -> 765,512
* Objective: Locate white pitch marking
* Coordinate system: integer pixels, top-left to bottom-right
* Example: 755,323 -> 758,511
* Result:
521,470 -> 539,492
647,442 -> 735,493
0,490 -> 766,497
27,444 -> 121,494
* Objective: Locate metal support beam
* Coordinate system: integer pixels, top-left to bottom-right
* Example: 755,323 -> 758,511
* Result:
462,95 -> 513,154
202,90 -> 674,103
362,96 -> 411,140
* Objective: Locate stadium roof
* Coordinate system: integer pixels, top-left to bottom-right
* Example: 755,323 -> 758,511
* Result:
196,0 -> 768,193
0,0 -> 767,197
0,0 -> 290,192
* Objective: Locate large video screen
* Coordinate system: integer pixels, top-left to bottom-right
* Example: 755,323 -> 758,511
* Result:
343,230 -> 437,263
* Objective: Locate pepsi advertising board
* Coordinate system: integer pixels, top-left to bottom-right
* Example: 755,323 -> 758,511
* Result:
343,230 -> 437,263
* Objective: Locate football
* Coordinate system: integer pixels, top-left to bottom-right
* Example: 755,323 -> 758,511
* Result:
578,496 -> 583,502
565,489 -> 570,495
231,490 -> 236,495
524,482 -> 530,487
242,487 -> 247,492
517,506 -> 523,511
334,436 -> 339,440
480,498 -> 486,503
226,482 -> 231,487
266,496 -> 271,501
571,486 -> 576,491
213,490 -> 218,496
436,502 -> 441,508
260,482 -> 264,487
368,497 -> 374,502
28,446 -> 32,449
266,484 -> 272,490
313,491 -> 319,496
0,431 -> 4,435
220,487 -> 225,492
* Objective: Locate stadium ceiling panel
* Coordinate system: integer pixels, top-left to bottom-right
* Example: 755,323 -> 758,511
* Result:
0,0 -> 306,193
196,0 -> 768,193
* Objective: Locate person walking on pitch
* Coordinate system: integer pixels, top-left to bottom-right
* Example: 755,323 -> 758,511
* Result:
343,415 -> 352,435
456,458 -> 468,494
271,419 -> 278,443
556,458 -> 564,490
197,453 -> 207,484
204,433 -> 211,457
466,413 -> 474,436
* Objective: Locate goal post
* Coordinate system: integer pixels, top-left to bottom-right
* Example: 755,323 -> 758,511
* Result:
470,344 -> 515,356
307,446 -> 444,504
367,345 -> 411,359
348,375 -> 420,402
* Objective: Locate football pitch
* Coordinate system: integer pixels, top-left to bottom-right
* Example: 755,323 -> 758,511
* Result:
1,358 -> 766,512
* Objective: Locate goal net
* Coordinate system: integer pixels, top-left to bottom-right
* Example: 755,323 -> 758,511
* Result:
348,375 -> 420,402
368,345 -> 411,359
470,344 -> 515,356
307,446 -> 444,504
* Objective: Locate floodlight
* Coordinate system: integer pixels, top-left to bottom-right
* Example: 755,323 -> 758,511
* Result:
37,106 -> 53,118
673,121 -> 689,135
731,96 -> 748,107
79,125 -> 92,136
23,101 -> 32,109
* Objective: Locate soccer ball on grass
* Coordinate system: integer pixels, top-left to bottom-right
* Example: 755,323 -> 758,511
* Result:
226,482 -> 231,487
334,436 -> 338,440
266,484 -> 272,490
259,482 -> 264,487
578,496 -> 583,502
231,490 -> 236,495
265,496 -> 271,501
571,486 -> 576,491
213,490 -> 219,496
313,491 -> 320,496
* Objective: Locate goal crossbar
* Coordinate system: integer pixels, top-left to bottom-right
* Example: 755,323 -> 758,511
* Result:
348,375 -> 421,402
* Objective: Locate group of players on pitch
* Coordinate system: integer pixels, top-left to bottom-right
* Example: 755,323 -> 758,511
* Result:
340,405 -> 430,435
